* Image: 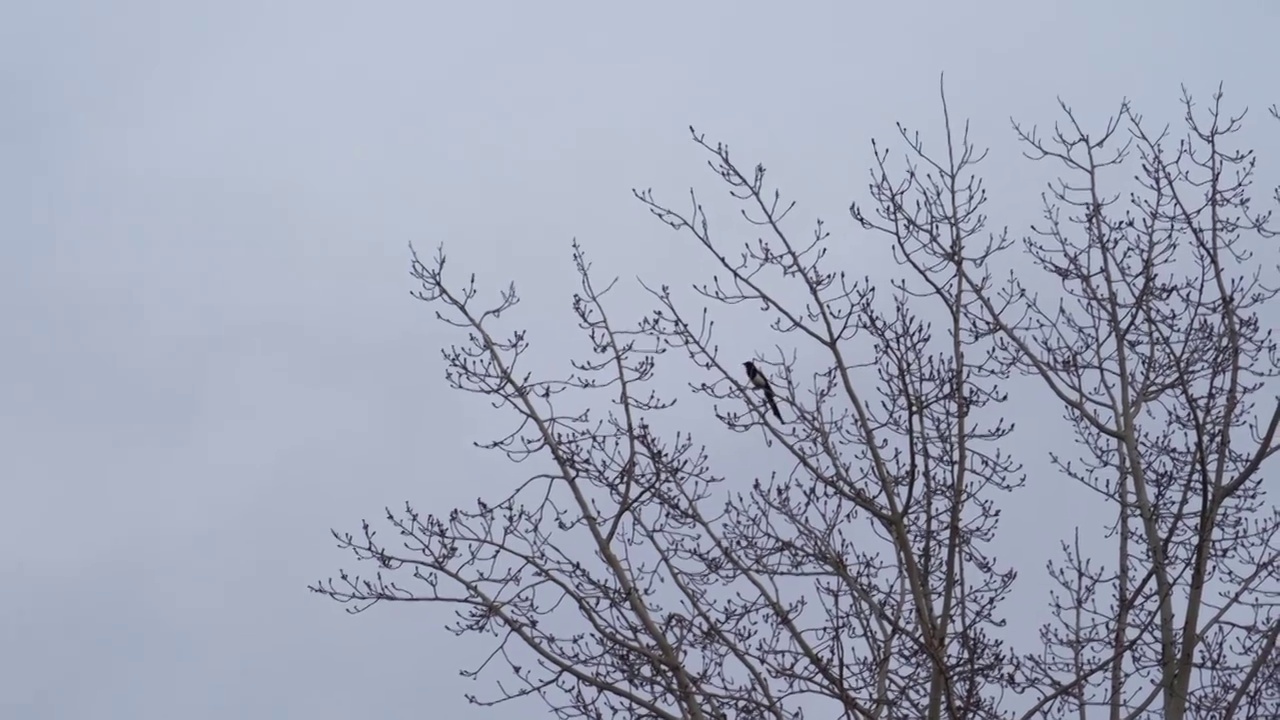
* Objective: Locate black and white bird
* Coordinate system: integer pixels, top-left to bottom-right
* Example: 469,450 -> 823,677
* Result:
742,361 -> 783,421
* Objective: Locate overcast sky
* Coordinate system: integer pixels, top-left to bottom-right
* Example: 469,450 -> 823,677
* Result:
2,1 -> 1277,718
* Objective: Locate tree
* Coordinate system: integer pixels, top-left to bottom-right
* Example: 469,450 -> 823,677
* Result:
311,82 -> 1280,720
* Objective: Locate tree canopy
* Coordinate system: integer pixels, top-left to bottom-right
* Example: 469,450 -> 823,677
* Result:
313,84 -> 1280,720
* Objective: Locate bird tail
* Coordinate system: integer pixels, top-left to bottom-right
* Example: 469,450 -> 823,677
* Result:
765,390 -> 782,422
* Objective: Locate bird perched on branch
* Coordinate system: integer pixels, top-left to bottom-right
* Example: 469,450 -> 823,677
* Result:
742,361 -> 783,422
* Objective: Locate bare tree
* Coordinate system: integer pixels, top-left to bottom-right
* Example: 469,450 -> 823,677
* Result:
312,82 -> 1280,720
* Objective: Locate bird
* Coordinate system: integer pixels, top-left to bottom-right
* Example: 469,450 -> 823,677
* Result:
742,361 -> 783,421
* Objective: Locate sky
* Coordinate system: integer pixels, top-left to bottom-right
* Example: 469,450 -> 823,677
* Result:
1,1 -> 1277,718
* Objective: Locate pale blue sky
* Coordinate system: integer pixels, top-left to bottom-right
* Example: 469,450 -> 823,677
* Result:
2,2 -> 1276,718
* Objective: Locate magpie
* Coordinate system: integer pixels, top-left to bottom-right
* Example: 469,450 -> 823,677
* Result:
742,361 -> 783,421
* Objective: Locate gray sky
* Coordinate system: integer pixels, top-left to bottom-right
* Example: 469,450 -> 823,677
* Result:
2,1 -> 1277,718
